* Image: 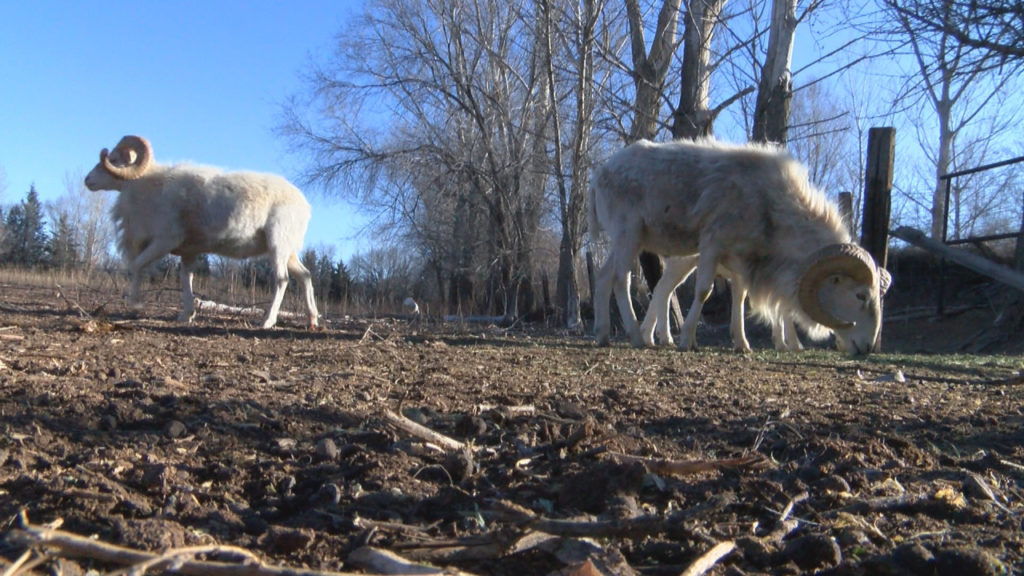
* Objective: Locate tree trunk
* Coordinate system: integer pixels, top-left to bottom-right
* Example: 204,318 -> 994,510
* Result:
931,95 -> 955,240
673,0 -> 725,140
624,0 -> 682,299
752,0 -> 797,144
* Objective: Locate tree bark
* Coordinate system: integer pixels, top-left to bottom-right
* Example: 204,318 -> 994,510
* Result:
752,0 -> 797,144
673,0 -> 726,140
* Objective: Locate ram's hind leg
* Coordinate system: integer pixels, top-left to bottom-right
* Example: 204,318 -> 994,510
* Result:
287,252 -> 320,329
594,237 -> 642,347
678,249 -> 719,351
727,280 -> 751,353
261,249 -> 292,329
178,255 -> 198,323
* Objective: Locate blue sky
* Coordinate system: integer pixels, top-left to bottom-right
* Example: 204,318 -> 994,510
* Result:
0,1 -> 370,260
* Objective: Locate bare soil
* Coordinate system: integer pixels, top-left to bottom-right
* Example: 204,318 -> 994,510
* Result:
1,280 -> 1022,575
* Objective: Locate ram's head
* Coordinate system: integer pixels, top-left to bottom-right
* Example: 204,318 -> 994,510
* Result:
84,135 -> 153,190
798,244 -> 891,356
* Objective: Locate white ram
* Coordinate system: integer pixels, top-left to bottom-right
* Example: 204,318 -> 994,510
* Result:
84,135 -> 320,329
590,138 -> 888,356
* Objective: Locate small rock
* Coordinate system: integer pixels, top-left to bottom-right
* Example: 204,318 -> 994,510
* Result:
893,542 -> 934,574
816,474 -> 851,494
278,475 -> 296,499
140,463 -> 177,491
445,449 -> 476,483
735,537 -> 771,568
261,525 -> 314,554
456,414 -> 488,437
835,528 -> 869,549
164,420 -> 187,438
934,547 -> 1005,576
781,534 -> 841,571
555,400 -> 587,420
312,483 -> 342,507
272,438 -> 297,453
315,438 -> 340,461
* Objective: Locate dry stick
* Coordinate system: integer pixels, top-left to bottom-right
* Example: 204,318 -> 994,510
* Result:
382,409 -> 466,452
608,452 -> 765,476
347,546 -> 478,575
7,522 -> 460,576
680,541 -> 736,576
778,491 -> 809,523
1,549 -> 34,576
107,545 -> 260,576
54,283 -> 93,320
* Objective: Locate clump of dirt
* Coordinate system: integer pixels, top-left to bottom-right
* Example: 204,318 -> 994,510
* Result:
0,281 -> 1022,575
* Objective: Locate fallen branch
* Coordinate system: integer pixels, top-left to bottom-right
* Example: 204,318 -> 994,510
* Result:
383,409 -> 466,452
195,298 -> 264,317
607,452 -> 766,476
7,516 -> 470,576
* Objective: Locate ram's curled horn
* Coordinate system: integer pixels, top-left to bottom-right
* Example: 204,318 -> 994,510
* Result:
878,267 -> 893,295
798,243 -> 878,330
100,135 -> 152,180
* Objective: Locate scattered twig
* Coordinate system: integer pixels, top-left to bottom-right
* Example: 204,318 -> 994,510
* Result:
382,409 -> 466,452
1000,458 -> 1024,472
680,541 -> 736,576
1,549 -> 35,576
779,491 -> 809,523
347,546 -> 478,575
607,452 -> 766,477
474,404 -> 536,417
107,545 -> 260,576
964,471 -> 1013,514
54,283 -> 93,320
531,419 -> 594,455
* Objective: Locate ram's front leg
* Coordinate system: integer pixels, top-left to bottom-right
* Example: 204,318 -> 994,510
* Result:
125,238 -> 180,312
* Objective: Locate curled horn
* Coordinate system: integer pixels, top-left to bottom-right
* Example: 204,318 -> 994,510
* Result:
798,244 -> 878,329
100,135 -> 152,180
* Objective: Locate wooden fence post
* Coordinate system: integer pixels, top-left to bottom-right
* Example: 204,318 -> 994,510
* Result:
860,127 -> 895,269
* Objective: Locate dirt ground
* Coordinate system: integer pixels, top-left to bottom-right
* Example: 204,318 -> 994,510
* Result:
1,280 -> 1022,575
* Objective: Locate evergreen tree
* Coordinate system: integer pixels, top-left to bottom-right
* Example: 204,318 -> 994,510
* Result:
315,252 -> 334,301
330,258 -> 351,303
4,185 -> 48,267
48,212 -> 80,270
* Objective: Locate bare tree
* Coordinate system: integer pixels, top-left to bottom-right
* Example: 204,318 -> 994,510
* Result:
788,80 -> 849,192
541,0 -> 605,329
886,0 -> 1024,67
49,170 -> 116,273
883,0 -> 1019,239
281,0 -> 549,320
625,0 -> 683,142
672,0 -> 749,139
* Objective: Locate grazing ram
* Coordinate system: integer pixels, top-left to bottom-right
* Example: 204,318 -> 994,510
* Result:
84,135 -> 320,329
590,138 -> 889,356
